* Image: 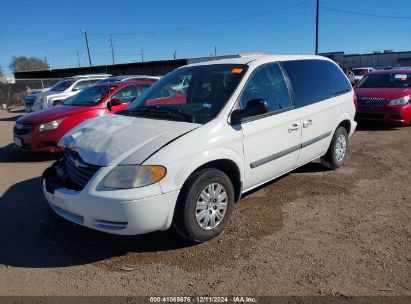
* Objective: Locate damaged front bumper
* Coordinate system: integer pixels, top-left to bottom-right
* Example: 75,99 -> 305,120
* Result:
42,159 -> 179,235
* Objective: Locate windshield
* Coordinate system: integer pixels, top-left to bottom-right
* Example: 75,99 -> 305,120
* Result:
357,73 -> 411,88
122,64 -> 247,124
95,77 -> 121,84
50,79 -> 75,92
353,69 -> 369,76
63,86 -> 111,106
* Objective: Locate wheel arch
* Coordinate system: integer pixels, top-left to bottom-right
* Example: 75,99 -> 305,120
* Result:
187,159 -> 242,202
338,119 -> 351,135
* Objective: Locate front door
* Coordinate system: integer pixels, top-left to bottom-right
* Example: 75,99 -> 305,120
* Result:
239,63 -> 301,191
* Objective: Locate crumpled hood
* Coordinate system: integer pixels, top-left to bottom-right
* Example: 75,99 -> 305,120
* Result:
59,114 -> 200,166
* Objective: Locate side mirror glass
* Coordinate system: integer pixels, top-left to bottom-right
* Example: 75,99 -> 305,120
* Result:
107,98 -> 122,111
231,99 -> 269,123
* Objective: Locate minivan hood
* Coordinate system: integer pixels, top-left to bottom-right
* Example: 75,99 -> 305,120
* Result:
59,114 -> 200,166
354,87 -> 411,100
18,105 -> 93,124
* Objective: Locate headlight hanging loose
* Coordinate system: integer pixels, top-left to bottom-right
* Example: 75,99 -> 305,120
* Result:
103,165 -> 166,189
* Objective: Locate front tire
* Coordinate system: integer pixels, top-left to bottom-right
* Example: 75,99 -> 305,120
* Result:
321,126 -> 348,169
173,168 -> 235,243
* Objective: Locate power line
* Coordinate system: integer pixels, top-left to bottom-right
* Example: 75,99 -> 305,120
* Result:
0,35 -> 79,53
88,2 -> 305,36
316,4 -> 411,20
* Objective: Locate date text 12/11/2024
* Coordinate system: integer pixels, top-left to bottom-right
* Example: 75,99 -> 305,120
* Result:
149,296 -> 257,303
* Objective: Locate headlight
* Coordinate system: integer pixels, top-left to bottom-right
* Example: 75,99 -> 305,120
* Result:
37,96 -> 48,103
38,118 -> 65,131
389,95 -> 410,106
103,165 -> 166,189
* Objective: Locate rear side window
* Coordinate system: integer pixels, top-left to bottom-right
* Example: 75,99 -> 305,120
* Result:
282,59 -> 351,108
322,61 -> 352,95
240,63 -> 292,113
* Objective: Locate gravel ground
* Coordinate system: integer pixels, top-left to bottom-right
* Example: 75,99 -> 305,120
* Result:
0,110 -> 409,297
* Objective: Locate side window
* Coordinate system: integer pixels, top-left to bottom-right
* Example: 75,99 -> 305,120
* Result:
321,61 -> 352,95
282,60 -> 332,108
240,63 -> 292,112
111,85 -> 145,103
73,80 -> 92,91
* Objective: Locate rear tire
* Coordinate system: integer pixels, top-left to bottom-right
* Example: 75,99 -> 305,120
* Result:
321,126 -> 348,169
173,168 -> 235,243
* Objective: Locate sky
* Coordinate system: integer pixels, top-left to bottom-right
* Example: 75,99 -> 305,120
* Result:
0,0 -> 410,75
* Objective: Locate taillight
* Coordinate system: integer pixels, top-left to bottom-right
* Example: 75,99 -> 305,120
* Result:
353,93 -> 357,108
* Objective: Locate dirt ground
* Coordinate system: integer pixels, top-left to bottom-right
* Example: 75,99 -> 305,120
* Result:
0,110 -> 409,297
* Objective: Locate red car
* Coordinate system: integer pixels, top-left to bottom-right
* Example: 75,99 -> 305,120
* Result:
13,81 -> 154,152
354,69 -> 411,126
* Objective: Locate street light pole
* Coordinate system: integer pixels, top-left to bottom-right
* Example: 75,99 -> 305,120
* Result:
315,0 -> 319,55
109,34 -> 115,64
81,29 -> 92,66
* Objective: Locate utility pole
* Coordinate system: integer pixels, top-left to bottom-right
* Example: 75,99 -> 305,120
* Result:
109,34 -> 115,64
76,51 -> 81,67
214,46 -> 217,57
173,50 -> 177,60
44,56 -> 48,66
140,48 -> 144,62
81,29 -> 92,66
315,0 -> 319,55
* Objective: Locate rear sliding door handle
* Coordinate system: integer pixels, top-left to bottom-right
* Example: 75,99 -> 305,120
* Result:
288,123 -> 300,132
303,119 -> 313,128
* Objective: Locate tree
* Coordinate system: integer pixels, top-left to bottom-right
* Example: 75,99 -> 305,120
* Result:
0,65 -> 4,77
8,56 -> 49,73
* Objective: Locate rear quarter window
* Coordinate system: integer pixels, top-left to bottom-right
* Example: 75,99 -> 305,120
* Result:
282,59 -> 351,108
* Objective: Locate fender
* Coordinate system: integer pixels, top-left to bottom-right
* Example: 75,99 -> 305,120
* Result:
154,146 -> 244,194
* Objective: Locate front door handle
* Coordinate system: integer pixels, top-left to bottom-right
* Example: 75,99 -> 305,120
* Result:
288,123 -> 300,132
303,119 -> 313,128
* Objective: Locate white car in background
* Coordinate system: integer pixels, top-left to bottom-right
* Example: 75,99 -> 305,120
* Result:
43,55 -> 357,242
95,75 -> 161,84
24,75 -> 107,112
352,67 -> 374,82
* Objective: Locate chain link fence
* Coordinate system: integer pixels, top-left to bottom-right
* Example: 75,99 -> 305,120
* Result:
0,78 -> 61,110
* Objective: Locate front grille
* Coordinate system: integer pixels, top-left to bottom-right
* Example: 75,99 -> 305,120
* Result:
24,97 -> 36,106
357,97 -> 389,106
13,123 -> 33,136
64,150 -> 101,190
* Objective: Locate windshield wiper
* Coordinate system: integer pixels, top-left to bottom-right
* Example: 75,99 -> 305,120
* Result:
128,106 -> 194,123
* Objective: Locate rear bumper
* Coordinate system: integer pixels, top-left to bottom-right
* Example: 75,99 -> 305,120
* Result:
349,120 -> 357,137
355,105 -> 411,126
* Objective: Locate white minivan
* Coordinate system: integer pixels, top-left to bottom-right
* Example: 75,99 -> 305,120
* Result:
42,55 -> 357,242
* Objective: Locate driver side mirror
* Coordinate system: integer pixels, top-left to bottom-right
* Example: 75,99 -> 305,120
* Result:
231,99 -> 269,124
107,98 -> 122,111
